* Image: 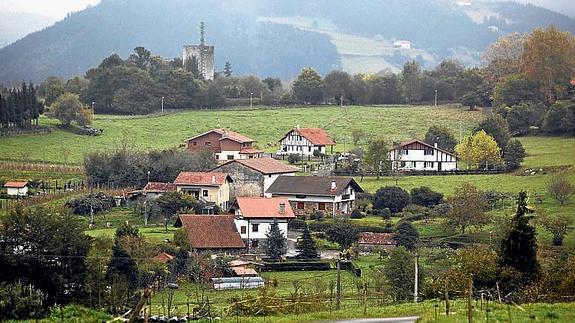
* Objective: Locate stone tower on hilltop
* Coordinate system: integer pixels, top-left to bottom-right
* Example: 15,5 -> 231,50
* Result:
183,22 -> 215,80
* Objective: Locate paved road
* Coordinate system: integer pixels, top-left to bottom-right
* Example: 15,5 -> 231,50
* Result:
324,317 -> 419,323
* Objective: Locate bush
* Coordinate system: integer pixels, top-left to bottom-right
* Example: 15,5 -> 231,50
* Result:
410,186 -> 443,206
0,282 -> 47,320
394,221 -> 419,250
65,192 -> 115,216
287,154 -> 301,164
350,209 -> 363,219
313,210 -> 325,221
372,186 -> 411,213
288,218 -> 306,230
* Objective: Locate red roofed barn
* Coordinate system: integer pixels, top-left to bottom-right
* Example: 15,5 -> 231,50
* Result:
278,126 -> 335,156
185,128 -> 263,161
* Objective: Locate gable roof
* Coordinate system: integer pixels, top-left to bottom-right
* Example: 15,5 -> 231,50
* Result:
174,215 -> 245,249
266,176 -> 363,196
185,128 -> 255,144
143,182 -> 176,192
358,232 -> 395,245
3,181 -> 28,188
153,252 -> 175,263
174,172 -> 232,186
234,197 -> 296,219
232,266 -> 259,276
280,128 -> 335,145
395,139 -> 457,158
212,158 -> 299,175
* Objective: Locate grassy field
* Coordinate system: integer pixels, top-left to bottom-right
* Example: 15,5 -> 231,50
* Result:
0,105 -> 482,165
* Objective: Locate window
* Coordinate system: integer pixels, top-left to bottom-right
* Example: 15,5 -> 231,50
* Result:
425,162 -> 434,168
412,161 -> 416,168
251,240 -> 259,248
192,141 -> 197,146
227,155 -> 235,160
309,147 -> 312,152
240,226 -> 247,234
297,202 -> 305,209
318,202 -> 326,210
400,161 -> 406,167
402,149 -> 409,155
204,141 -> 211,146
252,224 -> 259,232
424,149 -> 434,156
202,190 -> 208,197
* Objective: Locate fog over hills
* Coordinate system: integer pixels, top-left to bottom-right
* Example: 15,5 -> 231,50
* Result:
0,0 -> 573,84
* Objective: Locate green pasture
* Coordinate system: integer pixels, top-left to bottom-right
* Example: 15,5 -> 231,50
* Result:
0,105 -> 482,164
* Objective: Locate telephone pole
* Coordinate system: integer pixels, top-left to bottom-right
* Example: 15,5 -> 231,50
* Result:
414,253 -> 419,303
336,258 -> 341,310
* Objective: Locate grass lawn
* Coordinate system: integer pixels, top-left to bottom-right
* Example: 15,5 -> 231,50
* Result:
0,104 -> 483,165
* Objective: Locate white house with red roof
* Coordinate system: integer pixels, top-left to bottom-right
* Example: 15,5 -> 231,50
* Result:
230,197 -> 295,252
389,139 -> 458,171
185,128 -> 263,161
174,172 -> 233,209
278,126 -> 335,156
3,181 -> 28,196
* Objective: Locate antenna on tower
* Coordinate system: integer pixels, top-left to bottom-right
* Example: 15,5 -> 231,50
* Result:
200,21 -> 205,46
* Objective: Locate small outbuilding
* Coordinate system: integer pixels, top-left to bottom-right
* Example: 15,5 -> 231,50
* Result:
358,232 -> 395,252
3,181 -> 28,197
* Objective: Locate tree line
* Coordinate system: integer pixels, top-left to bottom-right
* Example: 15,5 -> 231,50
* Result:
0,82 -> 44,129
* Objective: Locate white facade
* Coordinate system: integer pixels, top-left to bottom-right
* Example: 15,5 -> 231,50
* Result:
6,186 -> 28,196
278,131 -> 327,156
393,40 -> 412,49
234,218 -> 289,240
263,173 -> 295,195
389,142 -> 457,172
271,185 -> 357,216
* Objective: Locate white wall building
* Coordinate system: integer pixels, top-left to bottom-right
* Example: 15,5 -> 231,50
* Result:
278,126 -> 335,156
393,40 -> 412,49
389,139 -> 457,171
4,182 -> 28,196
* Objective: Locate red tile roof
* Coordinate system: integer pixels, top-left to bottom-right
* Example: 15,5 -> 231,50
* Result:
358,232 -> 395,245
232,266 -> 258,276
153,252 -> 175,263
239,147 -> 263,154
175,215 -> 245,249
174,172 -> 231,186
213,157 -> 299,175
186,128 -> 256,144
235,197 -> 296,219
3,181 -> 28,188
144,182 -> 176,192
230,260 -> 251,267
280,128 -> 335,145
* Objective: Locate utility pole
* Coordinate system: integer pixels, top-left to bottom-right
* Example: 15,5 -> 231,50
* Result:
414,253 -> 419,303
336,258 -> 341,310
434,89 -> 438,107
467,274 -> 474,323
89,185 -> 94,225
91,101 -> 95,117
161,96 -> 164,115
250,92 -> 253,109
340,90 -> 344,108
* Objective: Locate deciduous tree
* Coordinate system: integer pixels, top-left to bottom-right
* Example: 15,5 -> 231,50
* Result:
394,221 -> 419,250
445,183 -> 489,234
364,138 -> 390,179
49,93 -> 92,127
503,139 -> 526,170
538,213 -> 573,246
292,68 -> 324,104
547,173 -> 574,205
372,186 -> 411,213
455,130 -> 501,169
424,125 -> 457,152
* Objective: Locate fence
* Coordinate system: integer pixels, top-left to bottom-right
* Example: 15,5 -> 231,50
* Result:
333,169 -> 508,177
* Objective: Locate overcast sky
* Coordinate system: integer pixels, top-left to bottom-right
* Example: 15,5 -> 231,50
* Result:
0,0 -> 101,19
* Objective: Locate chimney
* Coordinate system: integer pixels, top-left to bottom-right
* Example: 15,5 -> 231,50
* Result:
211,175 -> 216,184
279,202 -> 286,214
434,143 -> 438,148
330,180 -> 337,191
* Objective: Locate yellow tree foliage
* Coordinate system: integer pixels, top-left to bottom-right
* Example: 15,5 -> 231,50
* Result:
522,26 -> 575,103
455,130 -> 501,169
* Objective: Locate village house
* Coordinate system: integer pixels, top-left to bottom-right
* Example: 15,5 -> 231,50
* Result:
230,197 -> 295,253
357,232 -> 395,252
184,128 -> 263,161
277,126 -> 335,156
3,181 -> 28,197
174,215 -> 245,254
141,182 -> 176,199
174,172 -> 233,210
210,157 -> 299,197
389,139 -> 458,172
265,176 -> 363,217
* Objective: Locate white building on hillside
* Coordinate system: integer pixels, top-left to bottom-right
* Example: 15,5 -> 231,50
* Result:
277,126 -> 335,156
389,139 -> 457,171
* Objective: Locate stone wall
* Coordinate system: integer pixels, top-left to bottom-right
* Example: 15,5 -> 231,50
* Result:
212,163 -> 264,197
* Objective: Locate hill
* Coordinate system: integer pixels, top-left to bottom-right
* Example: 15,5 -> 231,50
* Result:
0,0 -> 574,84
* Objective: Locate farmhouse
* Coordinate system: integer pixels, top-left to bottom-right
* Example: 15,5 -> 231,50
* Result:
389,139 -> 457,171
174,172 -> 233,209
174,215 -> 245,254
358,232 -> 395,252
210,158 -> 299,197
265,176 -> 363,217
3,181 -> 28,196
230,197 -> 295,252
184,128 -> 263,161
278,126 -> 335,156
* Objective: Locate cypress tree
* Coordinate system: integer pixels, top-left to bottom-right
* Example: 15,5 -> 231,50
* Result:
499,191 -> 539,284
106,242 -> 138,290
265,219 -> 287,259
296,223 -> 319,259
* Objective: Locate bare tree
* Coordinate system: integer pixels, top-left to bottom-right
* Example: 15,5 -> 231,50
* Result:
548,174 -> 574,205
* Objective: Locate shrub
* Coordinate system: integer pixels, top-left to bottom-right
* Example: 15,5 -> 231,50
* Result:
410,186 -> 443,206
288,218 -> 305,230
65,192 -> 116,216
350,209 -> 363,219
287,154 -> 301,164
372,186 -> 411,213
313,210 -> 325,221
394,221 -> 419,250
0,281 -> 47,320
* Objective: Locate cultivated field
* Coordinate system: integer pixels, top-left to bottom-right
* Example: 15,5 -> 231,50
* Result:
0,104 -> 482,165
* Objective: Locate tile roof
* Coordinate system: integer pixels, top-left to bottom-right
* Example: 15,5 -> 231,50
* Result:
396,139 -> 457,157
232,266 -> 259,276
174,172 -> 232,186
280,128 -> 335,145
143,182 -> 176,192
358,232 -> 395,245
239,147 -> 264,154
235,197 -> 296,219
186,128 -> 256,144
212,157 -> 299,175
153,252 -> 175,263
175,215 -> 246,249
3,181 -> 28,188
266,176 -> 363,196
230,260 -> 251,267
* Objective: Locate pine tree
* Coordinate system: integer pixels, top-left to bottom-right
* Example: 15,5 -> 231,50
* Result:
106,242 -> 138,290
223,61 -> 232,77
265,219 -> 287,259
296,223 -> 319,259
499,191 -> 539,284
